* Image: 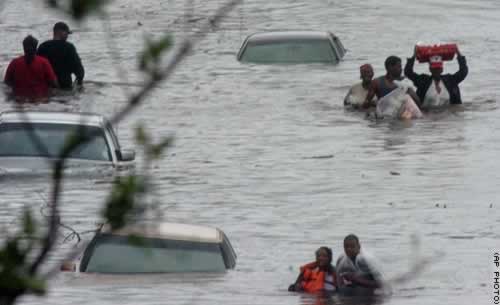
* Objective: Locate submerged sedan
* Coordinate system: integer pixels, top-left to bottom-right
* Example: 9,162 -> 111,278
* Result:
63,222 -> 237,273
237,30 -> 346,64
0,111 -> 135,173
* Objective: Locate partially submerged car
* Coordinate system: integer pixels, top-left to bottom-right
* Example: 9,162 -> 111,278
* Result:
237,31 -> 346,64
67,222 -> 237,273
0,111 -> 135,174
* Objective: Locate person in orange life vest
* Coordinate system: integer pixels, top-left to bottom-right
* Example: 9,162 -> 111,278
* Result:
404,46 -> 468,108
336,234 -> 383,293
288,246 -> 337,293
4,35 -> 58,102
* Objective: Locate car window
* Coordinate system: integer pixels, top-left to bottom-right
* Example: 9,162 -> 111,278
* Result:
81,234 -> 226,273
0,123 -> 111,161
240,39 -> 337,64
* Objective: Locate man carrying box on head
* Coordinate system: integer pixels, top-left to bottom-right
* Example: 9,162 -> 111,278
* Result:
404,45 -> 468,108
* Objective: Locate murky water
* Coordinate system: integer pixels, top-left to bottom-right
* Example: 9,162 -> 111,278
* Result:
1,0 -> 499,304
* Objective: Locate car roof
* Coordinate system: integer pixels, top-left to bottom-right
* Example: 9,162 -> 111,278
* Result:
101,222 -> 223,244
245,30 -> 334,43
0,111 -> 107,127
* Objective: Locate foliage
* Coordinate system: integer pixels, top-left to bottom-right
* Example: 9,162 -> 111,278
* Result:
0,210 -> 45,301
139,36 -> 174,76
103,126 -> 173,231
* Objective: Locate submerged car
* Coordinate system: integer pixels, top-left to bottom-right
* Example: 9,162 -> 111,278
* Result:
237,31 -> 346,64
69,222 -> 237,273
0,111 -> 135,173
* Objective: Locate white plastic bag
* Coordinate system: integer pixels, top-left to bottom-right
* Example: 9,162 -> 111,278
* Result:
376,87 -> 422,120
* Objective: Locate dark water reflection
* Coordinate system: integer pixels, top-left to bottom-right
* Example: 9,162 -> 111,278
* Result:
1,0 -> 499,305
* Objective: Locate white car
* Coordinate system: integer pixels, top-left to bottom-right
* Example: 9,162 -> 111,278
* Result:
0,111 -> 135,174
68,222 -> 237,273
237,30 -> 346,64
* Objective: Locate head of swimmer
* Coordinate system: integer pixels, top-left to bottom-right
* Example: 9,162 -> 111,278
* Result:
315,246 -> 333,269
343,234 -> 361,260
360,64 -> 374,86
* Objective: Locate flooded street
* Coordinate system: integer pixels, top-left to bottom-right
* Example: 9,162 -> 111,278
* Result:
1,0 -> 499,304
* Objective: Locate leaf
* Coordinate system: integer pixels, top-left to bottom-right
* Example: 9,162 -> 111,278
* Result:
139,35 -> 173,73
134,125 -> 150,147
149,137 -> 173,159
22,208 -> 36,237
4,238 -> 26,267
127,234 -> 154,257
127,234 -> 147,247
21,276 -> 47,295
102,176 -> 147,230
0,272 -> 46,296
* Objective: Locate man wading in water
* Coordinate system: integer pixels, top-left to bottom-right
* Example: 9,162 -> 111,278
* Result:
362,56 -> 422,119
37,22 -> 85,91
404,46 -> 468,108
344,64 -> 376,109
363,56 -> 420,108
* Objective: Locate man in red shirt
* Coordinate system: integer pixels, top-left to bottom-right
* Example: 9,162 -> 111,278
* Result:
4,35 -> 58,102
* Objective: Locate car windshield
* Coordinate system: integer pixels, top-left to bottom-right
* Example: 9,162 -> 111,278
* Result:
240,38 -> 336,64
0,123 -> 111,161
82,234 -> 226,273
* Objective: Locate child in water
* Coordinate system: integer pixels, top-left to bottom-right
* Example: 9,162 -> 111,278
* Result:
288,246 -> 337,294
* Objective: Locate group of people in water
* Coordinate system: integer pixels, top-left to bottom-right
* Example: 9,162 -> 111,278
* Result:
288,234 -> 383,295
344,46 -> 468,119
3,21 -> 468,117
3,22 -> 85,103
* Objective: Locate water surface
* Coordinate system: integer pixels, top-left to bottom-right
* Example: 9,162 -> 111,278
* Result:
0,1 -> 498,304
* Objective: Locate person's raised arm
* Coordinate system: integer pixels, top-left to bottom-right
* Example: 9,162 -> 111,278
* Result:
404,46 -> 418,82
452,48 -> 468,84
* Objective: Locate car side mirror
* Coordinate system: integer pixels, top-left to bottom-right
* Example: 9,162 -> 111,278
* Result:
117,149 -> 135,161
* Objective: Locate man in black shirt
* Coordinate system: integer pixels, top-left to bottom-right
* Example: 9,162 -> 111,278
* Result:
37,22 -> 85,90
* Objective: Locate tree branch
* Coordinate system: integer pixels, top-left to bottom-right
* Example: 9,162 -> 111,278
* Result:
27,0 -> 243,278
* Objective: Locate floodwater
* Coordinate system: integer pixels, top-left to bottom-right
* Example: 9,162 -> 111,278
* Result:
0,0 -> 499,304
